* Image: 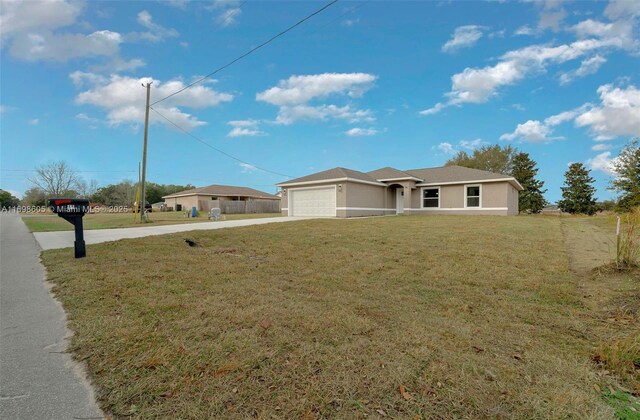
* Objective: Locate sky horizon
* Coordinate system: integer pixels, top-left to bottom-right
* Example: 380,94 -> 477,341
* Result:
1,0 -> 639,202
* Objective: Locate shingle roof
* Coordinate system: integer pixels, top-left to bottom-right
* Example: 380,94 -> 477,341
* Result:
163,185 -> 279,199
276,167 -> 381,186
367,167 -> 422,181
405,165 -> 516,184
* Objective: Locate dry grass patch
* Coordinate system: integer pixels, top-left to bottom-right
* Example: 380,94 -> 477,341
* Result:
43,215 -> 617,418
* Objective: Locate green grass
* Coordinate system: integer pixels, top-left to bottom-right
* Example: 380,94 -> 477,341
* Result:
41,215 -> 639,418
21,212 -> 281,232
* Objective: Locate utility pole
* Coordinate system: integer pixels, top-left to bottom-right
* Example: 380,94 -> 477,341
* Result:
139,82 -> 152,222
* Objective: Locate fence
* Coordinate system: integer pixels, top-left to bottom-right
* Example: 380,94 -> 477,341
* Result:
198,199 -> 280,214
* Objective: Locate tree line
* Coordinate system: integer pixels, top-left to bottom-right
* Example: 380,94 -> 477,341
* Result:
445,138 -> 640,215
4,161 -> 194,207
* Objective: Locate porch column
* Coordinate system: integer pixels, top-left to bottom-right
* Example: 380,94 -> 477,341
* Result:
403,186 -> 412,214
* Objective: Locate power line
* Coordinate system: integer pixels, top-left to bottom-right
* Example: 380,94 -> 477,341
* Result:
150,107 -> 294,179
150,0 -> 339,107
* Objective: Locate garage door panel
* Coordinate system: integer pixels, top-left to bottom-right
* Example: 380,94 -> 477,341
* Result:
290,187 -> 336,217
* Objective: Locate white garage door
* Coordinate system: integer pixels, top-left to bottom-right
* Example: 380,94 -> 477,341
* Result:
290,187 -> 336,217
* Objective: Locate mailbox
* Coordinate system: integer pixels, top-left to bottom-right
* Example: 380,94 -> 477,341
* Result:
48,198 -> 90,258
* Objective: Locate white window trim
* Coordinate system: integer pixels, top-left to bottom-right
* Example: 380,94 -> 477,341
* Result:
420,186 -> 440,209
288,185 -> 337,217
464,184 -> 482,209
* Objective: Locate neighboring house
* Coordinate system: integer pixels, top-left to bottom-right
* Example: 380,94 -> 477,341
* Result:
163,184 -> 280,212
541,205 -> 561,214
277,166 -> 523,218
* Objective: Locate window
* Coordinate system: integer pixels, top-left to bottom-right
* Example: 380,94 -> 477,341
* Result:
466,185 -> 480,207
211,196 -> 218,200
423,188 -> 439,208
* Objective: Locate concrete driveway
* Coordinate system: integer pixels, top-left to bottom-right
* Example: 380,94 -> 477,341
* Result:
34,216 -> 312,250
0,212 -> 104,419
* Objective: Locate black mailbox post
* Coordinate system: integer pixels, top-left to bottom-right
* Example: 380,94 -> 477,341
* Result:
48,198 -> 90,258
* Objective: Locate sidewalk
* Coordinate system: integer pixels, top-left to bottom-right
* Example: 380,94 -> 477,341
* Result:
33,216 -> 312,250
0,213 -> 104,419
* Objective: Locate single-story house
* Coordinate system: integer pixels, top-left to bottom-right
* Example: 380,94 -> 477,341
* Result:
163,184 -> 280,212
277,165 -> 523,218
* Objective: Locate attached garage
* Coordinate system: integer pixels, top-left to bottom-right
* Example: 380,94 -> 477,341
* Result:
289,186 -> 336,217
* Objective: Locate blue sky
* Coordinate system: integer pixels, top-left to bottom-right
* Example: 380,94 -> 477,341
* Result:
1,0 -> 639,202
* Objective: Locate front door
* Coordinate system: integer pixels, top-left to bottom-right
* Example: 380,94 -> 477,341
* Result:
396,188 -> 404,214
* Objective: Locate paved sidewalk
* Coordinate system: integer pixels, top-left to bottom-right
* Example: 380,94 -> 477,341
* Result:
34,216 -> 312,250
0,213 -> 104,419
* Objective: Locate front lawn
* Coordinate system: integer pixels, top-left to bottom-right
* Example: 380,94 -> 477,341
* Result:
21,211 -> 281,232
42,215 -> 638,418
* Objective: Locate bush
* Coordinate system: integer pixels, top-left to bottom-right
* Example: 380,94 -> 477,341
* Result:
615,208 -> 640,269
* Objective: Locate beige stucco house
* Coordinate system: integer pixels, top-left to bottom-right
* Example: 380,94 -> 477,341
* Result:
163,184 -> 280,212
277,166 -> 523,218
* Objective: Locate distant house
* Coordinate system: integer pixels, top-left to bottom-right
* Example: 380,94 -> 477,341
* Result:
277,165 -> 523,218
162,184 -> 280,213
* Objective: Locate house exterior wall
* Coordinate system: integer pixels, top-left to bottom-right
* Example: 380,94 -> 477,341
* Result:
167,194 -> 279,212
339,182 -> 392,217
409,181 -> 516,216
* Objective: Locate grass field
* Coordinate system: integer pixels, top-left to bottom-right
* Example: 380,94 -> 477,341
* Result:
21,211 -> 281,232
41,215 -> 639,418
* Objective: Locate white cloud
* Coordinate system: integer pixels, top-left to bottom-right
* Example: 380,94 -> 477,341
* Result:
575,84 -> 640,140
257,73 -> 377,125
592,143 -> 613,151
209,0 -> 242,27
604,0 -> 640,20
165,0 -> 190,9
128,10 -> 179,43
342,18 -> 360,27
73,73 -> 234,130
239,162 -> 256,173
436,142 -> 456,155
227,120 -> 264,137
500,120 -> 554,143
0,0 -> 125,62
459,138 -> 486,150
345,127 -> 378,136
514,25 -> 536,36
28,118 -> 39,125
442,25 -> 486,53
419,102 -> 446,116
586,151 -> 616,174
421,12 -> 638,114
559,55 -> 607,85
538,1 -> 567,32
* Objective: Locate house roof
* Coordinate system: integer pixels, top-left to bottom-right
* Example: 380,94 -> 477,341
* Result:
406,166 -> 523,190
277,167 -> 384,187
367,167 -> 422,181
277,165 -> 523,190
163,184 -> 279,200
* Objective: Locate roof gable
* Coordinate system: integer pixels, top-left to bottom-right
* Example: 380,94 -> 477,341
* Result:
276,167 -> 382,186
367,167 -> 422,181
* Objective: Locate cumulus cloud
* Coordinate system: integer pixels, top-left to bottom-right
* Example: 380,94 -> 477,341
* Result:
586,151 -> 616,174
436,142 -> 456,155
442,25 -> 486,53
28,118 -> 39,125
421,6 -> 638,114
575,84 -> 640,140
257,73 -> 377,125
227,120 -> 265,137
72,73 -> 234,130
559,55 -> 607,85
459,138 -> 486,150
345,127 -> 378,136
592,143 -> 613,151
501,83 -> 639,144
0,0 -> 124,62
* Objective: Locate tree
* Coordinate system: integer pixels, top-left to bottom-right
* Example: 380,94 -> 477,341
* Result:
76,179 -> 99,199
511,153 -> 547,213
558,163 -> 597,215
0,190 -> 20,207
22,187 -> 47,206
610,138 -> 640,211
445,144 -> 518,175
29,161 -> 81,197
91,181 -> 137,206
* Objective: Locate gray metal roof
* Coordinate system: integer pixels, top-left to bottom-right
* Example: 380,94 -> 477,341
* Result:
163,184 -> 279,199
